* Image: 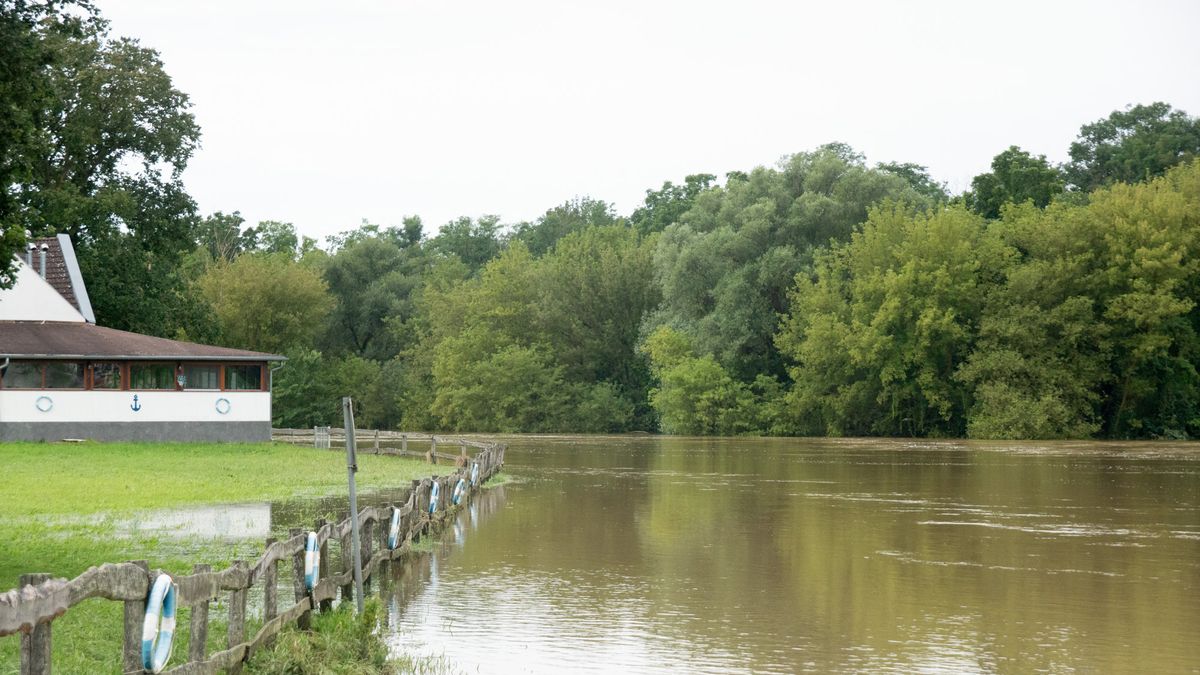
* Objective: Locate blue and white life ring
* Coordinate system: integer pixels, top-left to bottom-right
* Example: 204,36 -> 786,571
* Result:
452,478 -> 467,505
387,506 -> 402,550
304,531 -> 319,591
141,573 -> 177,674
470,462 -> 480,486
428,480 -> 440,513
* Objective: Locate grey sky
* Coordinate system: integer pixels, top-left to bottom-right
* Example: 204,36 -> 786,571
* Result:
96,0 -> 1200,243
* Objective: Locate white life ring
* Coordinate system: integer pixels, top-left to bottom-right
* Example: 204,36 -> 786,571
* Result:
215,397 -> 231,415
452,478 -> 467,505
428,480 -> 440,513
387,507 -> 402,550
141,573 -> 177,674
304,532 -> 319,591
35,396 -> 53,413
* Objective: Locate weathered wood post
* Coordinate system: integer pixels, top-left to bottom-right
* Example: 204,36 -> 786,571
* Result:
401,433 -> 408,455
427,436 -> 438,464
261,540 -> 277,648
227,560 -> 247,675
290,528 -> 311,630
373,429 -> 380,454
459,441 -> 468,467
360,516 -> 374,593
121,560 -> 149,673
190,563 -> 212,662
19,573 -> 51,675
339,528 -> 354,604
409,479 -> 422,543
316,518 -> 332,612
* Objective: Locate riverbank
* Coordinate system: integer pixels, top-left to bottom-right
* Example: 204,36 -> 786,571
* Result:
0,441 -> 437,673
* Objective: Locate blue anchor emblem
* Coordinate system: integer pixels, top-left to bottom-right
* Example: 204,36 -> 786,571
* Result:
130,394 -> 142,412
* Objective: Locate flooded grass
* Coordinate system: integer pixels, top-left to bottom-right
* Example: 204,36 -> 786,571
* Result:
0,440 -> 439,673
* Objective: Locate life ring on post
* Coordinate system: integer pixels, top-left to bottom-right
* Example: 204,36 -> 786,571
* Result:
429,480 -> 440,514
387,506 -> 402,550
304,531 -> 320,591
452,478 -> 467,505
141,573 -> 177,674
471,462 -> 480,486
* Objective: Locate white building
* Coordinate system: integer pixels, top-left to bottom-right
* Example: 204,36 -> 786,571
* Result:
0,236 -> 284,442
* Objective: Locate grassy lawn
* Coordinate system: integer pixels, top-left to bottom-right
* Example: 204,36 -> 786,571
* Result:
0,441 -> 436,674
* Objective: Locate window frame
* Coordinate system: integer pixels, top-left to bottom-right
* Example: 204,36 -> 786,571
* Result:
128,362 -> 178,391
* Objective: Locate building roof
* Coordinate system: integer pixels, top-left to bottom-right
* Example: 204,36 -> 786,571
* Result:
0,321 -> 285,362
26,235 -> 95,323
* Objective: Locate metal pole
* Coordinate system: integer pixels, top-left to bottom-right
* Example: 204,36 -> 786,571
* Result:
342,397 -> 365,613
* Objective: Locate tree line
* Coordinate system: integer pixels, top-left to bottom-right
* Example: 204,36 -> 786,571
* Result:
4,2 -> 1200,438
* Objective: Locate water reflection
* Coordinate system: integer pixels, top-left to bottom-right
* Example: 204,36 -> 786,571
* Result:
379,436 -> 1200,674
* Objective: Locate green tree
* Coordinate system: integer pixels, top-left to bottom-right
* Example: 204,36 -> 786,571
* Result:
322,232 -> 424,360
427,215 -> 502,272
1065,102 -> 1200,191
965,146 -> 1064,219
630,173 -> 717,235
197,211 -> 251,262
512,196 -> 617,255
777,204 -> 1011,436
0,1 -> 87,286
11,16 -> 205,337
649,144 -> 932,383
197,253 -> 333,354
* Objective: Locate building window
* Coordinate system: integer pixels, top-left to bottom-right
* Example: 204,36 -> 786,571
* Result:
91,363 -> 123,389
44,362 -> 84,388
130,363 -> 175,390
184,364 -> 219,390
225,364 -> 262,391
1,361 -> 42,388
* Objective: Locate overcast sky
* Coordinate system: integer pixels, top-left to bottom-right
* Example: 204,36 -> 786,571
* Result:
95,0 -> 1200,243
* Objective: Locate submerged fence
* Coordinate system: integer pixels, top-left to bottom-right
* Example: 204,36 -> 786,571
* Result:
0,434 -> 506,675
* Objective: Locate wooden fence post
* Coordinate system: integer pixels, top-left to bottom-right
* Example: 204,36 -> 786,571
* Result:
339,527 -> 354,605
261,538 -> 276,650
290,528 -> 311,630
401,433 -> 408,455
19,573 -> 51,675
190,563 -> 212,663
428,437 -> 438,464
459,441 -> 467,467
316,518 -> 331,612
360,516 -> 374,593
227,560 -> 247,675
121,560 -> 149,674
373,429 -> 380,454
409,479 -> 422,543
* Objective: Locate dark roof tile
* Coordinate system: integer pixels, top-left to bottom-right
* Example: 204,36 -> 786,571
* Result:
0,321 -> 284,361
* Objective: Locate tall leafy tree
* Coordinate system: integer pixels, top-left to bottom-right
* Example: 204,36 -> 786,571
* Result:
197,253 -> 333,354
649,143 -> 933,383
1065,102 -> 1200,191
630,173 -> 716,235
427,215 -> 502,272
322,232 -> 424,360
965,146 -> 1064,218
511,196 -> 617,256
11,15 -> 205,337
0,1 -> 94,287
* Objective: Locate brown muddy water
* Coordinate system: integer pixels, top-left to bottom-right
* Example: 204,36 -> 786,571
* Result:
131,436 -> 1199,673
379,436 -> 1199,674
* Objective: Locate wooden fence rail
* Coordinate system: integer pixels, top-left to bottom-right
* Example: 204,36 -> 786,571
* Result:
0,437 -> 507,675
271,428 -> 495,465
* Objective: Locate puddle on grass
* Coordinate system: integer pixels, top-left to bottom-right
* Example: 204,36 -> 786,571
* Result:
116,484 -> 423,541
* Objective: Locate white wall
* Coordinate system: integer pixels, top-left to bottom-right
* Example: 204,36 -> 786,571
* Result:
0,390 -> 271,423
0,258 -> 86,322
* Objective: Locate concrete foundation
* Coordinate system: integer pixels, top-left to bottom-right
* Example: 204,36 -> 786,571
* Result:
0,421 -> 272,443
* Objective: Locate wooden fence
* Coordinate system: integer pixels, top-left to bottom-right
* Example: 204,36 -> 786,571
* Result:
272,428 -> 498,466
0,436 -> 506,675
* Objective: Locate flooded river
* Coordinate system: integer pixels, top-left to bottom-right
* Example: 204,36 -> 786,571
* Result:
378,436 -> 1199,674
